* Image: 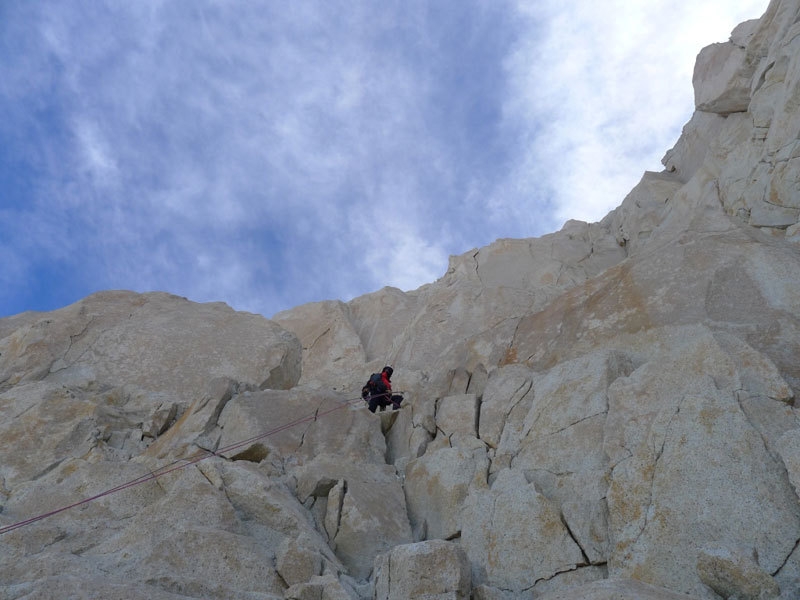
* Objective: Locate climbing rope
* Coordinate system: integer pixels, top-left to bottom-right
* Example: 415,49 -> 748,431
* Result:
0,394 -> 368,536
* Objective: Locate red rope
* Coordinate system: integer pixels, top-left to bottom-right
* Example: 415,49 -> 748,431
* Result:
0,395 -> 366,536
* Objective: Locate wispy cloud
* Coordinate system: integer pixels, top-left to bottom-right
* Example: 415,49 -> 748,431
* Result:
497,0 -> 767,226
0,0 -> 768,318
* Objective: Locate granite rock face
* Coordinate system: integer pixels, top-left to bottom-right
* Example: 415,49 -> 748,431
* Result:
373,540 -> 471,600
3,2 -> 800,599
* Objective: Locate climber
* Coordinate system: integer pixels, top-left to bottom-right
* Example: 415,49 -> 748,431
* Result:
361,366 -> 403,413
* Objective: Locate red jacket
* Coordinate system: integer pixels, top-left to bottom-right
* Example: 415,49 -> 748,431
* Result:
381,371 -> 392,392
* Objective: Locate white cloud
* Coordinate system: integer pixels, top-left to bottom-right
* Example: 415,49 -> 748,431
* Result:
72,117 -> 119,187
355,198 -> 452,294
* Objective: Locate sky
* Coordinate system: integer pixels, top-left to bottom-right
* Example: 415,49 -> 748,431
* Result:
0,0 -> 768,320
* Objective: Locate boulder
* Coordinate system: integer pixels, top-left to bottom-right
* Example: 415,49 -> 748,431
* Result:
404,445 -> 489,541
461,469 -> 585,592
0,291 -> 301,398
604,171 -> 684,252
696,546 -> 781,600
661,112 -> 727,182
345,286 -> 421,363
374,540 -> 471,600
693,40 -> 753,114
435,393 -> 479,440
273,300 -> 366,391
604,331 -> 800,596
506,350 -> 635,564
215,387 -> 388,467
292,454 -> 412,579
275,535 -> 326,587
478,363 -> 534,450
0,458 -> 289,599
284,574 -> 357,600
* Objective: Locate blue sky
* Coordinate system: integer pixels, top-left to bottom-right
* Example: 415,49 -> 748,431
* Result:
0,1 -> 766,319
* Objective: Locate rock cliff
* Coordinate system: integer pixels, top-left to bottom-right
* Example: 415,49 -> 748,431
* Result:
2,1 -> 800,598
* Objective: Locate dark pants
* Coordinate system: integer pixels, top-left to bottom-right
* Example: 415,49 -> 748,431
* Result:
368,394 -> 403,413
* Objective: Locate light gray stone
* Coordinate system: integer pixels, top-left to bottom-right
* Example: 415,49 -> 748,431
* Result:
662,110 -> 727,182
404,445 -> 489,541
273,300 -> 366,391
501,350 -> 634,564
605,171 -> 684,252
777,428 -> 800,497
478,363 -> 534,449
697,546 -> 781,600
531,566 -> 608,597
284,574 -> 356,600
346,286 -> 421,363
604,332 -> 800,596
292,454 -> 412,580
461,469 -> 585,592
535,578 -> 705,600
215,387 -> 388,467
0,291 -> 301,398
749,202 -> 800,228
374,540 -> 471,600
693,40 -> 753,114
471,585 -> 522,600
275,538 -> 322,587
435,393 -> 479,440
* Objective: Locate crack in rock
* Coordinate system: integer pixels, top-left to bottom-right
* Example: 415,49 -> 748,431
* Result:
49,317 -> 97,375
550,410 -> 609,436
307,327 -> 331,352
773,535 -> 800,577
560,511 -> 591,566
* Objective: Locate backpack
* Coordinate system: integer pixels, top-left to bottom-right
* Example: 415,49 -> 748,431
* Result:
361,372 -> 387,399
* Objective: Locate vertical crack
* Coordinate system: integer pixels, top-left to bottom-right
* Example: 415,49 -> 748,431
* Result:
504,319 -> 523,364
307,327 -> 332,352
386,550 -> 392,596
196,464 -> 219,489
560,512 -> 590,566
632,396 -> 686,547
503,379 -> 533,433
297,406 -> 321,452
48,317 -> 96,374
472,250 -> 483,286
330,479 -> 347,544
773,536 -> 800,577
475,394 -> 482,441
734,389 -> 783,462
